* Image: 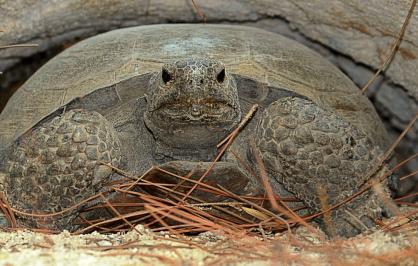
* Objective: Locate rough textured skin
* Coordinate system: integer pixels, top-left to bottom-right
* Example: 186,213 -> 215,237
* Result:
4,109 -> 121,230
254,97 -> 389,236
256,97 -> 379,204
0,25 -> 394,237
144,58 -> 242,162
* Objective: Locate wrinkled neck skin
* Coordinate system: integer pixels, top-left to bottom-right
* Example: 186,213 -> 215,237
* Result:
143,58 -> 242,163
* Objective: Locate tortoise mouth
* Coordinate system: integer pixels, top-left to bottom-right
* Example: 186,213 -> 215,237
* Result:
152,99 -> 239,124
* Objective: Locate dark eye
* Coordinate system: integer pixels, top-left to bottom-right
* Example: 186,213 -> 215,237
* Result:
162,68 -> 172,84
216,68 -> 226,83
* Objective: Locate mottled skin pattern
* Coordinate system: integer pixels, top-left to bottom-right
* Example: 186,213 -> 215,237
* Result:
144,59 -> 242,162
254,98 -> 389,236
2,58 -> 391,237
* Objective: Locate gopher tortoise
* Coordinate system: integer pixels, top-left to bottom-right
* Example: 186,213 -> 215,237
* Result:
0,24 -> 397,237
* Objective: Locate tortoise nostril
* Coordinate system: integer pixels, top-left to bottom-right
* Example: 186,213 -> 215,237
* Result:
216,68 -> 225,83
200,79 -> 204,84
161,68 -> 172,84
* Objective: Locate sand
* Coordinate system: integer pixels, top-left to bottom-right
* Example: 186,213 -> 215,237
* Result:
0,220 -> 416,266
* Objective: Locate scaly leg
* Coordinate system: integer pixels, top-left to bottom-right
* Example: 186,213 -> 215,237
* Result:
254,97 -> 393,237
3,109 -> 122,231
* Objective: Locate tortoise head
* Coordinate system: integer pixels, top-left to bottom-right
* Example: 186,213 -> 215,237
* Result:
144,58 -> 242,153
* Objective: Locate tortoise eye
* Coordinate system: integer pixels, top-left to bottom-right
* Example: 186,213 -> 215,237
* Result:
162,68 -> 172,84
216,68 -> 225,83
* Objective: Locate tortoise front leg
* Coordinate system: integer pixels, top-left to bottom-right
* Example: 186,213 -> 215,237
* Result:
2,109 -> 122,231
253,97 -> 393,237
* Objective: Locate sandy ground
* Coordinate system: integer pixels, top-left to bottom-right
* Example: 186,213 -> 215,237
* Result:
0,221 -> 416,266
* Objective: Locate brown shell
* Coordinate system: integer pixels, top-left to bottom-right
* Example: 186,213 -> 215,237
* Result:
0,24 -> 389,152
